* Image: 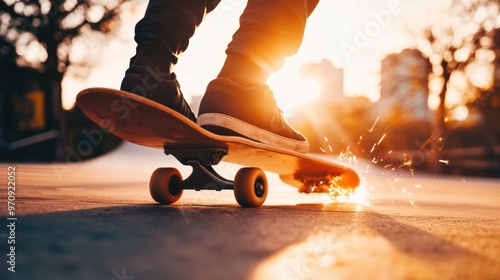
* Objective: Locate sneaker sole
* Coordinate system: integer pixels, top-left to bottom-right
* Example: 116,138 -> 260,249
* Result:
197,113 -> 309,153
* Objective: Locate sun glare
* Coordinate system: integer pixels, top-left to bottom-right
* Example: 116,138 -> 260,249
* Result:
61,0 -> 440,111
268,62 -> 322,113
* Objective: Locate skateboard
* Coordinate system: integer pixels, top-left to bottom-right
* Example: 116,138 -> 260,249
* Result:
76,88 -> 360,207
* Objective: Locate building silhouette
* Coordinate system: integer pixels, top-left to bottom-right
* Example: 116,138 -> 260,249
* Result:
377,49 -> 431,121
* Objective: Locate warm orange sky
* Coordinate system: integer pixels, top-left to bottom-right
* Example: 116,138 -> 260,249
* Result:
63,0 -> 450,111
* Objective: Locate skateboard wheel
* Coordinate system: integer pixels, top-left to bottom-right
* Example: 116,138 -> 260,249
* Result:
233,168 -> 268,207
150,168 -> 183,205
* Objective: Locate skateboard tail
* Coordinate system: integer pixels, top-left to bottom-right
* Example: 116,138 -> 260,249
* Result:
280,168 -> 360,194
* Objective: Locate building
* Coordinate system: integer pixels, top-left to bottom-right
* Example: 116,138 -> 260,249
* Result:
377,49 -> 431,121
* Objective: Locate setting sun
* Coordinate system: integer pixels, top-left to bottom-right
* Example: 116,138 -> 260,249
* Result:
268,61 -> 322,113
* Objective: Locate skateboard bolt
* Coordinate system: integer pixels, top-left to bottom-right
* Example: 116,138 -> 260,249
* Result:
210,153 -> 221,164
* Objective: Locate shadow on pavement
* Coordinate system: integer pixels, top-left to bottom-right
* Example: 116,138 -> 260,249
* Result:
1,203 -> 490,280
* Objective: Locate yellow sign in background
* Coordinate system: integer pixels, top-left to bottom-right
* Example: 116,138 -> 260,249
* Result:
14,90 -> 46,132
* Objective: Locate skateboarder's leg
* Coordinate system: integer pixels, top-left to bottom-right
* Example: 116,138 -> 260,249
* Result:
121,0 -> 220,122
219,0 -> 319,86
131,0 -> 219,72
198,0 -> 319,153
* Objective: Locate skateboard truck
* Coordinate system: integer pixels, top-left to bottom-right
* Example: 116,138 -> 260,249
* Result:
164,147 -> 233,191
165,147 -> 228,166
148,145 -> 268,207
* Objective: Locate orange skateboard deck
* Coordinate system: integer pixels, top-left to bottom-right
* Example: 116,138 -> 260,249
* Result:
76,88 -> 360,207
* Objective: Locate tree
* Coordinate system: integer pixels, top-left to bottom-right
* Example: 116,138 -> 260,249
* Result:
411,0 -> 500,171
0,0 -> 132,160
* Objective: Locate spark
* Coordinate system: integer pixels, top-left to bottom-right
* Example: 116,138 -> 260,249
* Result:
338,146 -> 355,161
418,133 -> 439,151
439,159 -> 450,165
414,184 -> 421,188
409,199 -> 416,207
324,136 -> 329,142
370,144 -> 377,154
377,133 -> 386,145
368,116 -> 380,133
400,159 -> 414,168
387,150 -> 393,154
319,146 -> 326,153
328,182 -> 372,206
310,148 -> 372,206
328,144 -> 332,152
400,154 -> 414,169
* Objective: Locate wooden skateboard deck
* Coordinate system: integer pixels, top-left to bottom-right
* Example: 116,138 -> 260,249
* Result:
76,88 -> 360,206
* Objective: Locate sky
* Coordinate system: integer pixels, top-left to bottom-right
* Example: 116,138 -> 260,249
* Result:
62,0 -> 449,111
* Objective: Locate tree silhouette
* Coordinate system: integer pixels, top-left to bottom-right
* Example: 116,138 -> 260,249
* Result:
0,0 -> 132,160
412,0 -> 500,171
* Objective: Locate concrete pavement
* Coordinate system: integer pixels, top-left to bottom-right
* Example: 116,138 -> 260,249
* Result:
1,143 -> 499,279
